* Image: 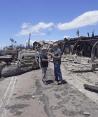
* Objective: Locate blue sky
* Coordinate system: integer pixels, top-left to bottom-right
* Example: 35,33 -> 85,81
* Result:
0,0 -> 98,47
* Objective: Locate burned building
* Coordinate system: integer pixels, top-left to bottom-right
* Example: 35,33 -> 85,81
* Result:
72,36 -> 98,57
62,36 -> 98,57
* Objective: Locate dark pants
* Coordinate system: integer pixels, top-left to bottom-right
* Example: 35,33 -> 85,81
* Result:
54,63 -> 62,81
42,67 -> 47,81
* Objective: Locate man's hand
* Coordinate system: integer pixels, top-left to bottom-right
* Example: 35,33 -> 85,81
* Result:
48,51 -> 62,60
48,56 -> 52,62
48,52 -> 53,56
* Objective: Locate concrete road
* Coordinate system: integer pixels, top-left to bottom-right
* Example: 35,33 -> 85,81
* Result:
0,62 -> 98,117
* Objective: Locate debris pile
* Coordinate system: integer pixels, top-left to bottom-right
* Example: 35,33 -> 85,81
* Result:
0,49 -> 40,78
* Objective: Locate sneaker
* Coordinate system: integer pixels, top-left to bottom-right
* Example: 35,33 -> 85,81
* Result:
43,81 -> 48,85
42,78 -> 46,82
42,79 -> 47,85
58,80 -> 67,85
54,80 -> 58,85
57,80 -> 64,85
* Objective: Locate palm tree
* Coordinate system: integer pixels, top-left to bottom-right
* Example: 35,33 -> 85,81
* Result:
28,33 -> 31,48
9,38 -> 17,48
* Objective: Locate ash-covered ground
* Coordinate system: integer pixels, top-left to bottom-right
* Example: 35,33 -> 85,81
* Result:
0,55 -> 98,117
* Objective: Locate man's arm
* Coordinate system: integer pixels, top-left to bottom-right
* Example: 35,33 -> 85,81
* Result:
41,58 -> 48,61
48,52 -> 61,59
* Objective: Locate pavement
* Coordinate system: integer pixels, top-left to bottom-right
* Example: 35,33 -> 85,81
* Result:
0,59 -> 98,117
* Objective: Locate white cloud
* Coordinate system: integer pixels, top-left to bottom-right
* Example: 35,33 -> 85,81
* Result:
18,22 -> 54,36
57,10 -> 98,30
17,10 -> 98,37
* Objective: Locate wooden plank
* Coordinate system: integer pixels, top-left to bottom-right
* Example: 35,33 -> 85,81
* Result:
84,84 -> 98,93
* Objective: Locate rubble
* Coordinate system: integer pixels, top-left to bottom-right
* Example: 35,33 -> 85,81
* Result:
84,84 -> 98,93
0,55 -> 13,65
91,41 -> 98,71
1,65 -> 33,78
0,49 -> 40,78
3,47 -> 18,60
0,62 -> 6,77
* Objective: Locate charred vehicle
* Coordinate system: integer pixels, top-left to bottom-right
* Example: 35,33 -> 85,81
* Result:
18,50 -> 39,69
0,55 -> 13,65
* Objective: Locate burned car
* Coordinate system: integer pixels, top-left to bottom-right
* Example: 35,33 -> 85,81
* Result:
18,50 -> 40,69
0,55 -> 13,65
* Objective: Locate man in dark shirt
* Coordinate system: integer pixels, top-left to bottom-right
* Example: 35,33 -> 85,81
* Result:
48,43 -> 63,84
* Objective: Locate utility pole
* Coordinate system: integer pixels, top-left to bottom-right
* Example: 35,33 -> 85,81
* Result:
87,32 -> 90,37
76,29 -> 80,37
92,30 -> 95,38
28,33 -> 31,49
